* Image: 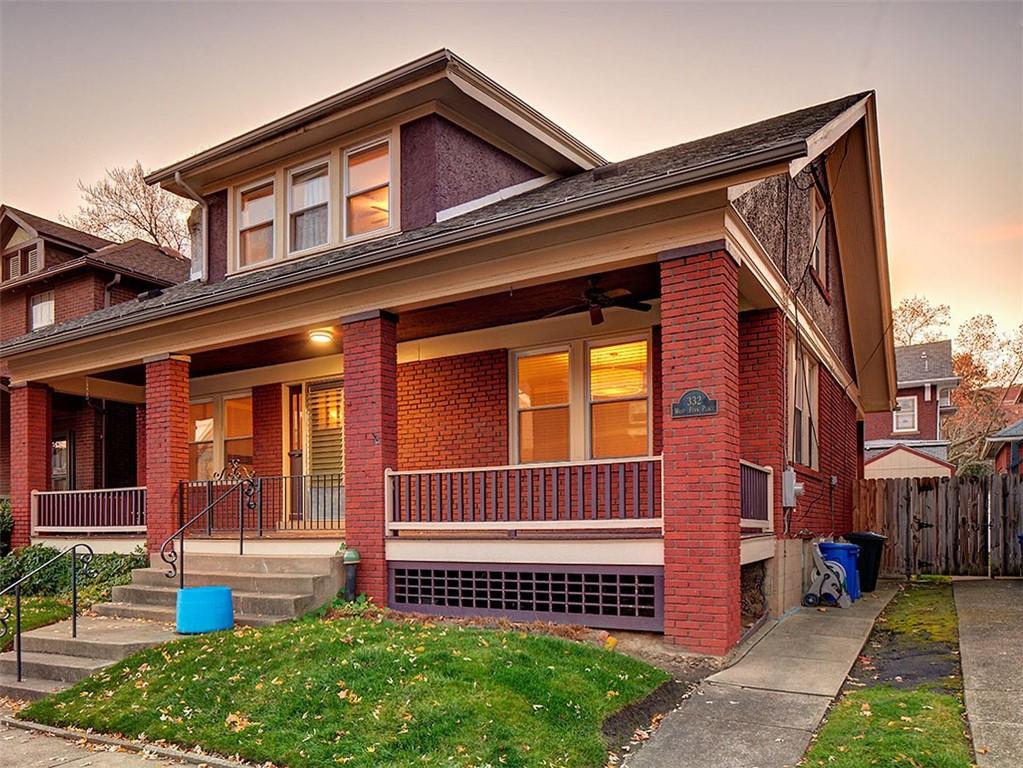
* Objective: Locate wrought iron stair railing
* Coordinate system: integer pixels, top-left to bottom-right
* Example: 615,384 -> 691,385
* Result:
0,542 -> 95,682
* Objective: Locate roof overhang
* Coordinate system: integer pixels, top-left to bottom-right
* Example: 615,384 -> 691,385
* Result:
802,94 -> 896,413
0,255 -> 177,294
146,49 -> 605,196
0,207 -> 93,256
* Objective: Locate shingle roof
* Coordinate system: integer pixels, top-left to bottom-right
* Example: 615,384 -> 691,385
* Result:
895,340 -> 955,382
4,206 -> 113,251
990,418 -> 1023,441
1,91 -> 871,354
90,239 -> 190,285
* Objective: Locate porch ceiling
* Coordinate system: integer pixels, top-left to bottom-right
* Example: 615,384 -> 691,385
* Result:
94,264 -> 663,383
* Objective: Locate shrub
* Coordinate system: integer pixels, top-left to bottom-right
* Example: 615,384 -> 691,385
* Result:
0,497 -> 11,557
0,544 -> 148,596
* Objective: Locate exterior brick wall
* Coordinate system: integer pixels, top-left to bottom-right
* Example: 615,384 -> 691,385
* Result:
9,383 -> 51,547
252,384 -> 283,476
144,356 -> 191,553
793,366 -> 860,536
0,388 -> 9,496
739,309 -> 786,530
864,385 -> 939,441
397,350 -> 507,470
659,247 -> 741,655
341,312 -> 397,602
136,406 -> 146,486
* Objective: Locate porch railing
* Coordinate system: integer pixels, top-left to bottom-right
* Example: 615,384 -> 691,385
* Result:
385,457 -> 663,533
180,474 -> 344,536
31,487 -> 147,535
740,460 -> 773,531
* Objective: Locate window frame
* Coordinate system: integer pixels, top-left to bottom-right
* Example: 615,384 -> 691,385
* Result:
286,157 -> 331,257
509,332 -> 654,464
30,290 -> 54,330
810,185 -> 829,293
188,391 -> 253,480
342,136 -> 395,243
235,176 -> 277,271
893,395 -> 919,434
788,339 -> 820,470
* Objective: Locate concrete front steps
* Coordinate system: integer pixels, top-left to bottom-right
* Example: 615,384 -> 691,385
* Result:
0,617 -> 176,701
93,553 -> 345,628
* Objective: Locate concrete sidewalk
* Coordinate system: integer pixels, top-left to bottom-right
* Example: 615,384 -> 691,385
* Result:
0,717 -> 186,766
954,579 -> 1023,768
626,586 -> 896,768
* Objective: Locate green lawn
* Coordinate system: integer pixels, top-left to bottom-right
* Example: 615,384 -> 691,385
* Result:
802,579 -> 973,768
0,596 -> 72,651
22,614 -> 669,767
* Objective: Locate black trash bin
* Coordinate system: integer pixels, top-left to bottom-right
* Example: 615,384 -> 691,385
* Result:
844,532 -> 887,592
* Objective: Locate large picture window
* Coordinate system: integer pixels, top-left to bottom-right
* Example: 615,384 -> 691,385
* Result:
512,336 -> 651,463
189,394 -> 253,480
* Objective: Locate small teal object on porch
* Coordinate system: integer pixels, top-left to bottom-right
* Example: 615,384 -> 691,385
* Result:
176,586 -> 234,633
818,542 -> 861,601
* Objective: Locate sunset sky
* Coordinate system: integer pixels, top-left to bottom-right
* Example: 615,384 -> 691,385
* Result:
1,1 -> 1020,334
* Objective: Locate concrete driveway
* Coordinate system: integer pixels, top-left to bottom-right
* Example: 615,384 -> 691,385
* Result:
954,579 -> 1023,768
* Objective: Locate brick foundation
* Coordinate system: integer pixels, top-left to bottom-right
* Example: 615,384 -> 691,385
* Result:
659,246 -> 742,655
144,355 -> 190,553
9,383 -> 51,548
341,311 -> 398,602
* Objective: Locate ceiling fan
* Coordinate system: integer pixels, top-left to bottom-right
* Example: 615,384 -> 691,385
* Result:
544,275 -> 652,326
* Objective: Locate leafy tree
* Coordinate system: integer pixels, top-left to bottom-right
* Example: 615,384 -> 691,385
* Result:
892,296 -> 951,346
61,162 -> 192,254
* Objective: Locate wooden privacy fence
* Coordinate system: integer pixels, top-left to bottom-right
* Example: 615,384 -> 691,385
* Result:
854,474 -> 1023,577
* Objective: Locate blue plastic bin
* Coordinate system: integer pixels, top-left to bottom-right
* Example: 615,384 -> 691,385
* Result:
819,542 -> 861,601
176,586 -> 234,634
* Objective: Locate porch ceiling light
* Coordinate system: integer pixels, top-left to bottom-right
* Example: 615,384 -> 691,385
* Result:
308,328 -> 336,344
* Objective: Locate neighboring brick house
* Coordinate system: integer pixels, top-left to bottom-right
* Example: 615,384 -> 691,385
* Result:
863,340 -> 959,478
0,206 -> 190,496
984,418 -> 1023,475
0,51 -> 896,655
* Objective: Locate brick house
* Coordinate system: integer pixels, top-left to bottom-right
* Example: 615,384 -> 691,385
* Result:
984,418 -> 1023,475
0,207 -> 189,497
0,51 -> 895,655
863,340 -> 959,478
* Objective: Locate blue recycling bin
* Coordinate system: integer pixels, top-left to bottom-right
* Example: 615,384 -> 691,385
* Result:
176,586 -> 234,634
819,542 -> 861,601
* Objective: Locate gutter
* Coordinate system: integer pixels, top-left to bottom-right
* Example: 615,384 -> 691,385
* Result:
174,172 -> 209,282
3,139 -> 806,357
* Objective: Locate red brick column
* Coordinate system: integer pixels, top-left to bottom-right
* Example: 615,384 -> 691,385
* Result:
252,384 -> 283,477
135,405 -> 147,486
144,355 -> 190,553
739,308 -> 786,531
9,383 -> 51,548
659,244 -> 741,655
341,310 -> 397,603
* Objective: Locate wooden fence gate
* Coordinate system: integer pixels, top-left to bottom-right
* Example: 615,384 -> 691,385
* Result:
853,474 -> 1023,578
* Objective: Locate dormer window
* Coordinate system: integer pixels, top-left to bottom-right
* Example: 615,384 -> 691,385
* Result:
345,139 -> 390,238
7,254 -> 21,279
26,246 -> 39,272
288,160 -> 330,254
238,180 -> 275,267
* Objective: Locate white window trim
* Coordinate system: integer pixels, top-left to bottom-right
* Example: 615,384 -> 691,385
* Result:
189,391 -> 253,479
235,177 -> 276,272
509,332 -> 653,464
226,126 -> 401,276
286,157 -> 332,257
342,135 -> 397,244
30,290 -> 54,330
787,338 -> 820,470
893,395 -> 919,434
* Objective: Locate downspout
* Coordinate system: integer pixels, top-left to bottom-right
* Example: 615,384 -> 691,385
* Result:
174,171 -> 208,282
103,273 -> 122,308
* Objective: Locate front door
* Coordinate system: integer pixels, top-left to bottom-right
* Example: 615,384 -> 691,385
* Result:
51,431 -> 73,490
286,379 -> 345,526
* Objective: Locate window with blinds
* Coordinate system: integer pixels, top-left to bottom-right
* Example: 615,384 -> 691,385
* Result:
26,247 -> 39,272
306,379 -> 345,477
